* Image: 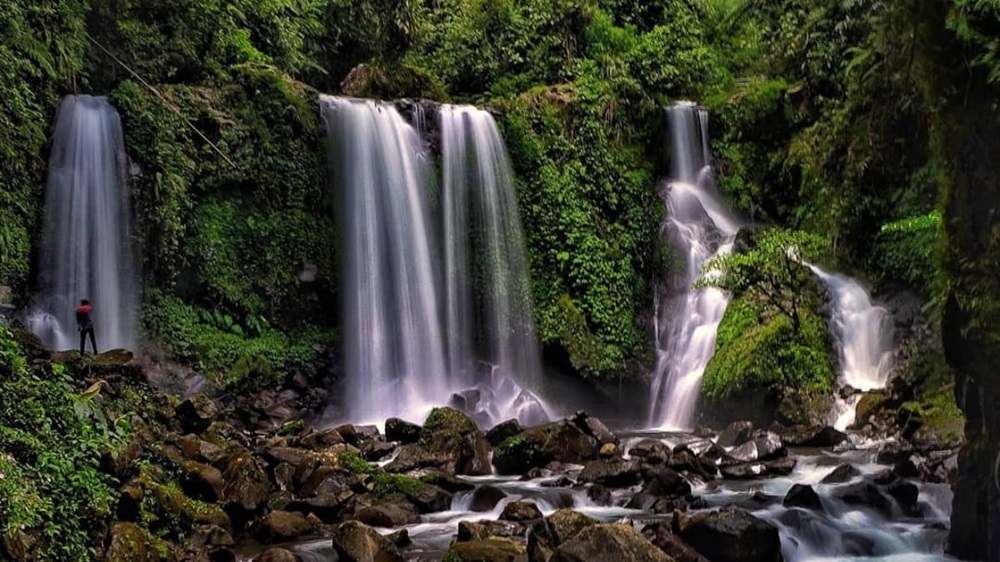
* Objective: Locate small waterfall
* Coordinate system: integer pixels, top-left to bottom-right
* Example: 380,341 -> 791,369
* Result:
320,96 -> 448,423
438,106 -> 550,427
649,103 -> 741,430
27,95 -> 138,352
807,265 -> 894,430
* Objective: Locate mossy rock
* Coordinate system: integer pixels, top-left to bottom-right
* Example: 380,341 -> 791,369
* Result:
493,435 -> 546,475
443,537 -> 527,562
854,391 -> 889,428
105,522 -> 172,562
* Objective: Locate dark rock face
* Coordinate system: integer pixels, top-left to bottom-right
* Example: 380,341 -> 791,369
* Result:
493,417 -> 606,475
385,418 -> 422,444
332,520 -> 404,562
779,426 -> 848,448
487,419 -> 523,447
470,485 -> 509,512
675,506 -> 783,562
627,440 -> 672,465
219,446 -> 271,513
728,432 -> 786,463
253,548 -> 300,562
642,522 -> 711,562
719,457 -> 796,480
528,509 -> 599,562
176,394 -> 219,433
578,459 -> 642,487
717,421 -> 754,448
445,538 -> 527,562
834,482 -> 894,517
821,464 -> 860,484
783,484 -> 824,512
458,520 -> 527,541
253,511 -> 314,543
551,524 -> 673,562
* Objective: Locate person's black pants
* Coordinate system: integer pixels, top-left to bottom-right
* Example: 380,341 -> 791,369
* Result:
79,328 -> 97,354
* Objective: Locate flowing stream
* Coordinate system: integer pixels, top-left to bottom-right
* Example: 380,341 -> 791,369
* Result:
27,95 -> 138,352
808,265 -> 895,430
648,103 -> 741,430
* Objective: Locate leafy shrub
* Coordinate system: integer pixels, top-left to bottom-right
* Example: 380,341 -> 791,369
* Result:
872,211 -> 942,293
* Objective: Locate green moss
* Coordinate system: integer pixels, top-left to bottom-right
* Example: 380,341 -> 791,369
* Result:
372,474 -> 427,499
337,450 -> 376,475
493,435 -> 544,475
422,407 -> 478,437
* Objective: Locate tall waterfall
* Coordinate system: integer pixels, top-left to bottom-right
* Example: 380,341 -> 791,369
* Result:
320,96 -> 448,423
439,106 -> 548,426
808,265 -> 894,430
649,103 -> 741,429
28,95 -> 138,352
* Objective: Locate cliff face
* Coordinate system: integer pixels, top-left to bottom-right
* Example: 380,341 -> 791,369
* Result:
915,3 -> 1000,559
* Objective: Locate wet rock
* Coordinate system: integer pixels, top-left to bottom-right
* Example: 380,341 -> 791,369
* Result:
674,506 -> 782,562
254,511 -> 315,543
695,442 -> 733,467
487,419 -> 523,447
189,524 -> 235,548
363,441 -> 397,462
274,462 -> 295,491
780,426 -> 847,448
105,522 -> 159,562
763,457 -> 797,475
571,411 -> 617,445
873,441 -> 915,465
219,446 -> 270,512
446,538 -> 527,562
385,418 -> 422,444
578,459 -> 642,487
386,529 -> 411,548
384,444 -> 451,473
501,500 -> 544,522
720,457 -> 797,480
253,548 -> 300,562
666,449 -> 716,479
642,522 -> 711,562
418,469 -> 476,493
820,463 -> 859,484
332,520 -> 404,562
398,480 -> 452,513
873,472 -> 921,515
600,443 -> 620,459
641,466 -> 693,496
335,424 -> 381,447
717,421 -> 754,448
420,407 -> 493,475
627,440 -> 672,464
496,419 -> 600,475
587,483 -> 612,505
101,440 -> 143,479
459,520 -> 527,541
178,434 -> 224,464
356,498 -> 421,527
298,428 -> 346,450
176,394 -> 219,433
783,484 -> 824,512
853,391 -> 888,428
834,482 -> 894,517
552,524 -> 671,562
728,432 -> 786,462
528,509 -> 599,562
181,461 -> 225,502
471,485 -> 509,512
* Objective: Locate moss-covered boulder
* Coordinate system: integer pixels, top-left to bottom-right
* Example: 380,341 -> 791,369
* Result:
332,520 -> 404,562
551,524 -> 672,562
104,522 -> 169,562
527,510 -> 599,562
674,507 -> 782,562
444,538 -> 527,562
253,511 -> 315,543
419,407 -> 492,476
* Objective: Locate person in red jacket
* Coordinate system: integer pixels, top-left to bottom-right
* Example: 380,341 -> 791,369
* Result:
76,299 -> 97,355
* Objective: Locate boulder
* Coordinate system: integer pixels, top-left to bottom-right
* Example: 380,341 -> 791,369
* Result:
665,450 -> 716,479
471,485 -> 509,512
599,443 -> 620,459
494,435 -> 546,475
178,434 -> 224,464
833,482 -> 894,518
641,467 -> 692,497
181,461 -> 225,502
419,470 -> 477,493
384,444 -> 451,473
332,520 -> 404,562
551,524 -> 672,562
419,407 -> 492,476
728,432 -> 786,463
719,457 -> 796,480
642,522 -> 711,562
820,463 -> 859,484
500,501 -> 544,522
398,479 -> 452,513
445,538 -> 527,562
578,459 -> 642,487
459,520 -> 527,541
717,421 -> 754,448
356,498 -> 421,527
528,509 -> 599,562
571,412 -> 617,445
219,446 -> 271,512
299,428 -> 346,450
487,419 -> 524,447
780,426 -> 847,448
176,394 -> 219,433
254,511 -> 315,543
385,418 -> 422,444
783,484 -> 824,512
674,506 -> 783,562
253,549 -> 300,562
105,522 -> 159,562
627,440 -> 672,464
189,524 -> 235,548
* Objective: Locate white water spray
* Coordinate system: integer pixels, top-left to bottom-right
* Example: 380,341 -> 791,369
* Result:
649,103 -> 741,430
807,264 -> 894,430
27,95 -> 138,352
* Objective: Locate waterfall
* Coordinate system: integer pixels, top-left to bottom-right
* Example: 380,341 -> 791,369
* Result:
649,103 -> 741,430
807,265 -> 894,430
27,95 -> 138,352
439,106 -> 549,427
320,96 -> 448,423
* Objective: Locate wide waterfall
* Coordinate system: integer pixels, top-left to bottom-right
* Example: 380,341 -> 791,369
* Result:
320,96 -> 448,423
808,265 -> 894,430
649,103 -> 741,430
27,95 -> 138,352
439,105 -> 549,427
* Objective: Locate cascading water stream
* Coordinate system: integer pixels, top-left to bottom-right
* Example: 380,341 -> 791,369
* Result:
438,106 -> 550,427
649,103 -> 741,430
807,264 -> 894,430
27,95 -> 138,352
320,96 -> 449,423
